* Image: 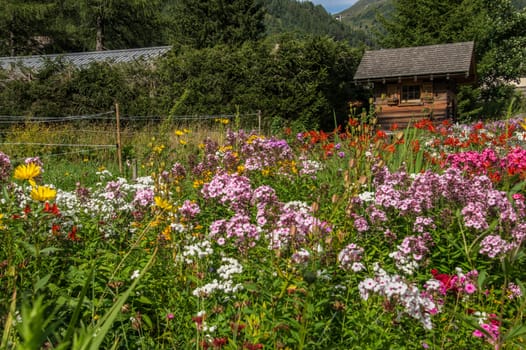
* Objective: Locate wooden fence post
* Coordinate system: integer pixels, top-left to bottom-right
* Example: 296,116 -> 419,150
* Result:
115,103 -> 123,174
257,110 -> 261,135
132,159 -> 137,181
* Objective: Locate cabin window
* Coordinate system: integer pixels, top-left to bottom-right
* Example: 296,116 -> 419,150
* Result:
401,85 -> 420,102
385,84 -> 399,105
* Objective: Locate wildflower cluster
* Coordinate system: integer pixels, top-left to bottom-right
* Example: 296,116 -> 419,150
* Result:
192,257 -> 244,298
358,263 -> 438,330
429,268 -> 478,296
203,172 -> 329,251
337,243 -> 365,272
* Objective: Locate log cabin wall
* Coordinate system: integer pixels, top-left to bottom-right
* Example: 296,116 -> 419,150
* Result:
373,79 -> 456,130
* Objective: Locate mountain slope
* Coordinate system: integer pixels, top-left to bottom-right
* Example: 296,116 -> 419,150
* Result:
338,0 -> 525,31
336,0 -> 392,31
261,0 -> 368,45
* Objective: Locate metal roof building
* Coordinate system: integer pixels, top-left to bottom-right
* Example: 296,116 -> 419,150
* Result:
0,46 -> 171,71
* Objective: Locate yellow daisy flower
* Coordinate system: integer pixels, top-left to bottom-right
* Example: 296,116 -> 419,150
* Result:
30,185 -> 57,202
154,196 -> 173,211
13,163 -> 41,181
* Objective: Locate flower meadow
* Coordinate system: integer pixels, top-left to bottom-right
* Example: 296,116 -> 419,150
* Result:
1,117 -> 526,349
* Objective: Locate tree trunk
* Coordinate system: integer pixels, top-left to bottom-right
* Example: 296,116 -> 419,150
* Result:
9,31 -> 15,56
96,15 -> 104,51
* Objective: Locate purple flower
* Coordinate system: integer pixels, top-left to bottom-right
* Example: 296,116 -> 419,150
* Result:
479,235 -> 514,258
507,282 -> 522,299
352,214 -> 369,232
179,200 -> 200,219
338,243 -> 364,271
171,162 -> 187,179
0,151 -> 11,183
133,188 -> 154,207
25,156 -> 44,168
291,249 -> 310,264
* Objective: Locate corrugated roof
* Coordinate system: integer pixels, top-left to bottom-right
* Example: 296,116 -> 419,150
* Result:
0,46 -> 171,70
354,41 -> 475,81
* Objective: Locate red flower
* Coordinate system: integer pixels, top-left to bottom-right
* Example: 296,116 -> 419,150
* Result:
44,202 -> 60,216
68,226 -> 80,241
412,140 -> 420,152
431,269 -> 456,294
244,342 -> 263,350
230,321 -> 246,335
414,119 -> 436,132
212,337 -> 228,348
348,118 -> 359,127
323,143 -> 335,157
192,314 -> 205,330
473,121 -> 484,130
384,144 -> 396,153
51,224 -> 61,236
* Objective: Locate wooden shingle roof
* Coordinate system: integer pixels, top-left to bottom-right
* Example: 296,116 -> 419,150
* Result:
0,46 -> 171,71
354,41 -> 475,81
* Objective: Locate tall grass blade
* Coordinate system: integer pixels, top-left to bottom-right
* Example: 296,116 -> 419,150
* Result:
78,247 -> 157,350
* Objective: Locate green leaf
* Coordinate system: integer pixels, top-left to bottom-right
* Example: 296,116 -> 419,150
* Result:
509,180 -> 526,195
136,295 -> 153,305
39,247 -> 61,255
63,266 -> 95,345
141,313 -> 153,329
82,248 -> 158,350
477,270 -> 487,290
33,274 -> 51,293
503,324 -> 526,341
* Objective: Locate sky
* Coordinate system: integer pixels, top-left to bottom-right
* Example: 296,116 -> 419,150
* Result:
308,0 -> 359,14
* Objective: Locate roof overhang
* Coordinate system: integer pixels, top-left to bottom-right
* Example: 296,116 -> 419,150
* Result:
353,41 -> 476,85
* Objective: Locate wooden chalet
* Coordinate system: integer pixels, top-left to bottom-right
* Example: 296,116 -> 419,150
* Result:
354,41 -> 476,129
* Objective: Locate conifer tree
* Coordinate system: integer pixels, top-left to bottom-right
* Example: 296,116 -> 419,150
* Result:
0,0 -> 56,55
61,0 -> 165,51
172,0 -> 266,49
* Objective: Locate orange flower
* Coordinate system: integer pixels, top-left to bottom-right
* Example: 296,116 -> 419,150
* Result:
384,144 -> 396,153
68,226 -> 80,241
51,224 -> 60,235
44,202 -> 60,216
412,140 -> 420,152
348,118 -> 359,127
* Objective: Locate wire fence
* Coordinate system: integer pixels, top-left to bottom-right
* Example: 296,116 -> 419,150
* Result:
0,111 -> 260,123
0,109 -> 266,166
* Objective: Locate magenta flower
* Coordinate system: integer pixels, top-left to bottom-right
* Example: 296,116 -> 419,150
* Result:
464,283 -> 476,294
